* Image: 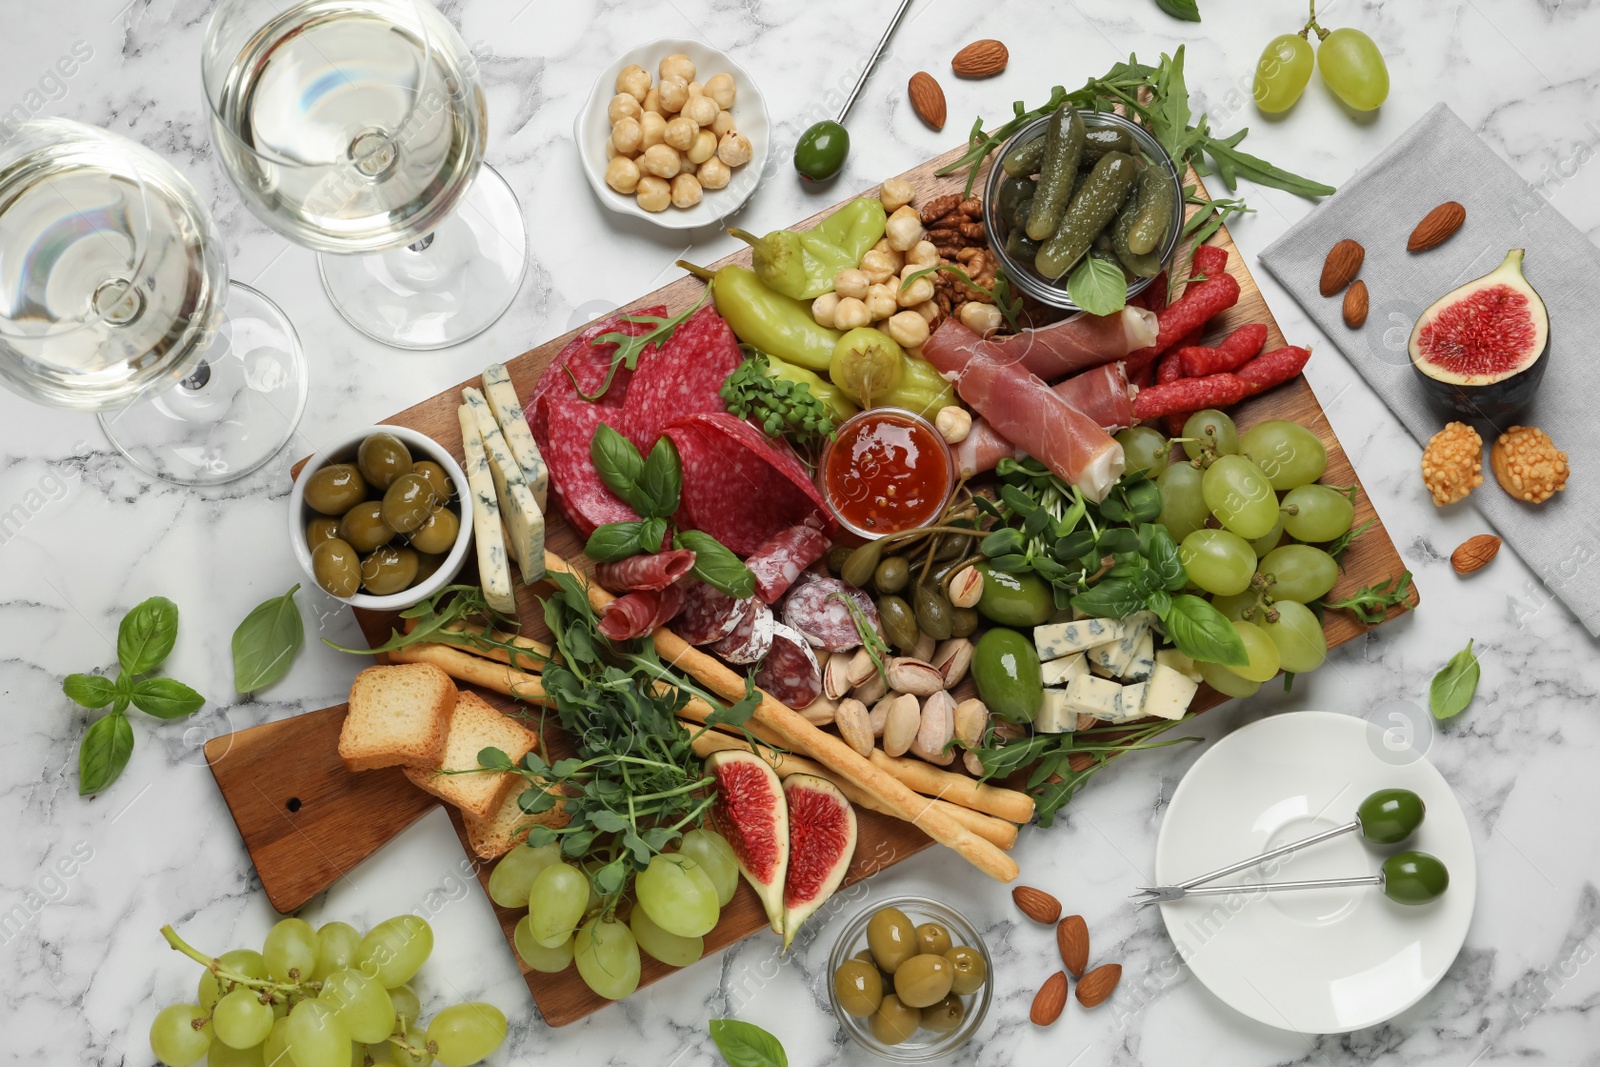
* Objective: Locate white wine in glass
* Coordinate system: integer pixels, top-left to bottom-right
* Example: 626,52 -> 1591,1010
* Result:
203,0 -> 528,350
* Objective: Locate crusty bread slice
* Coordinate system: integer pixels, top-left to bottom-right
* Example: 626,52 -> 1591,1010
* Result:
463,782 -> 570,860
339,663 -> 456,772
402,691 -> 537,820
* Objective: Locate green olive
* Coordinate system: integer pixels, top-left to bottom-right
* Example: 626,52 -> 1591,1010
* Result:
360,545 -> 420,595
841,541 -> 885,589
867,994 -> 919,1046
357,432 -> 413,491
970,627 -> 1044,724
381,473 -> 439,534
974,562 -> 1055,627
338,500 -> 396,553
893,953 -> 953,1009
304,463 -> 367,516
311,538 -> 362,598
913,922 -> 953,957
913,583 -> 953,641
921,993 -> 966,1034
824,544 -> 855,576
410,460 -> 454,503
306,517 -> 342,547
793,119 -> 849,183
413,551 -> 447,585
866,907 -> 917,975
1381,851 -> 1449,905
832,958 -> 884,1018
949,607 -> 979,638
1357,788 -> 1425,845
944,946 -> 988,995
408,506 -> 460,555
876,596 -> 920,654
873,556 -> 910,595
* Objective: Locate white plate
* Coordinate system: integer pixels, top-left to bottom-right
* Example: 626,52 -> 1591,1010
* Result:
574,38 -> 769,230
1155,711 -> 1476,1034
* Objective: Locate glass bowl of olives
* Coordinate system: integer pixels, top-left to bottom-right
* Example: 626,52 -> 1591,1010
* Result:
289,425 -> 473,610
827,896 -> 992,1061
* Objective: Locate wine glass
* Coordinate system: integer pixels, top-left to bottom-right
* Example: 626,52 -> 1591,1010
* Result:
0,118 -> 307,486
202,0 -> 529,351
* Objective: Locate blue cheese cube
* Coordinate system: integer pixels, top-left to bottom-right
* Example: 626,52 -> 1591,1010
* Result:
1124,630 -> 1157,682
1155,648 -> 1203,682
1034,689 -> 1079,734
1111,682 -> 1147,722
1086,613 -> 1154,677
1062,674 -> 1122,720
1035,618 -> 1127,660
1041,652 -> 1089,687
1140,663 -> 1199,721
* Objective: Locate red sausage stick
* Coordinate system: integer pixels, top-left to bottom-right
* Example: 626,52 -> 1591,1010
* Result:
1177,323 -> 1270,377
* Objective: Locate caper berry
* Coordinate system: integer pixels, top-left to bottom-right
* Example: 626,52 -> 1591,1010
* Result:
913,583 -> 953,641
876,596 -> 920,653
832,958 -> 884,1018
842,541 -> 885,589
357,432 -> 413,491
873,556 -> 910,595
949,607 -> 979,638
825,544 -> 855,576
304,463 -> 367,516
311,538 -> 361,598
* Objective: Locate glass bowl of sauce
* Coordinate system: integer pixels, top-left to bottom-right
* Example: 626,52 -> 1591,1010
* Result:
819,408 -> 953,540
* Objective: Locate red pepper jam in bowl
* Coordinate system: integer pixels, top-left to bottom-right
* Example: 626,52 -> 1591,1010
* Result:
820,408 -> 953,539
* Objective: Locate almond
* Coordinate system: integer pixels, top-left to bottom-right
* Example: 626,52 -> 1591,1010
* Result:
951,39 -> 1009,78
1075,963 -> 1122,1008
1056,915 -> 1089,977
1343,279 -> 1369,328
1030,971 -> 1068,1026
908,71 -> 947,131
1320,239 -> 1364,296
1408,201 -> 1466,252
1451,533 -> 1502,574
1012,885 -> 1062,924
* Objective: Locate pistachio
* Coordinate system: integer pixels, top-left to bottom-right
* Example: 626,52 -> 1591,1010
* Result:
885,656 -> 946,697
853,670 -> 889,705
963,750 -> 985,776
823,651 -> 855,701
947,565 -> 984,609
953,697 -> 989,749
883,693 -> 922,757
845,647 -> 879,687
869,692 -> 899,738
799,695 -> 837,727
911,691 -> 957,764
835,698 -> 875,757
912,631 -> 937,663
931,638 -> 974,688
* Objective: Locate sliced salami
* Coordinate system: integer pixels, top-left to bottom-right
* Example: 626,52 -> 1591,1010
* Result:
711,599 -> 776,664
621,305 -> 744,454
541,401 -> 639,536
597,583 -> 685,642
746,522 -> 832,604
526,307 -> 664,441
663,412 -> 833,555
781,574 -> 878,652
673,581 -> 744,645
755,623 -> 823,710
594,549 -> 697,593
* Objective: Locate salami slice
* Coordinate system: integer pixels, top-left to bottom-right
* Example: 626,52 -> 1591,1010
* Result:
781,574 -> 878,652
541,401 -> 640,536
755,622 -> 823,710
594,549 -> 697,593
597,583 -> 685,642
673,581 -> 744,645
711,599 -> 776,664
746,522 -> 832,604
526,307 -> 665,441
663,412 -> 833,555
621,305 -> 744,454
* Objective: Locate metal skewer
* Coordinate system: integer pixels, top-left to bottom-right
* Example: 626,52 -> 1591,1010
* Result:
792,0 -> 915,182
1132,850 -> 1449,909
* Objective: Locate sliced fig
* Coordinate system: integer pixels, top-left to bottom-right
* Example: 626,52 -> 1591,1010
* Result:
780,773 -> 858,950
1409,248 -> 1549,420
707,750 -> 789,935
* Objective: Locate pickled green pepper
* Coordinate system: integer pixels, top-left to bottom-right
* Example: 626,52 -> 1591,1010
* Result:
728,197 -> 887,300
679,262 -> 842,373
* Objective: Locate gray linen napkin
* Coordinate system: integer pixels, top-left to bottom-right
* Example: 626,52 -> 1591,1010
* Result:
1260,102 -> 1600,637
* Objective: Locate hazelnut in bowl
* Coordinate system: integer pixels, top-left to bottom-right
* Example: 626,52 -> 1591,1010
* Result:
289,425 -> 473,611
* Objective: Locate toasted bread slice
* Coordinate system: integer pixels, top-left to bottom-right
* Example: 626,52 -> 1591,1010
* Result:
402,691 -> 537,820
463,782 -> 570,860
339,663 -> 456,772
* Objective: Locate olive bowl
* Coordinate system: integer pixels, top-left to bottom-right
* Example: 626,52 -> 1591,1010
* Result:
826,895 -> 993,1061
288,425 -> 474,611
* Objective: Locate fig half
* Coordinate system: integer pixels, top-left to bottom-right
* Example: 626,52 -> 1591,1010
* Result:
780,774 -> 858,950
707,750 -> 789,935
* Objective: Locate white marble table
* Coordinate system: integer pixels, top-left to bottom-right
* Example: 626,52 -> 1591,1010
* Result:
3,1 -> 1598,1064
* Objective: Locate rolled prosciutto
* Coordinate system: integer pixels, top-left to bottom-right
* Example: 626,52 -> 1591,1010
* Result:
953,362 -> 1134,478
970,306 -> 1156,380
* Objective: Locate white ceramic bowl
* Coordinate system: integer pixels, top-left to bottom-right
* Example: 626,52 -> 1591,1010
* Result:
289,425 -> 474,611
575,38 -> 769,230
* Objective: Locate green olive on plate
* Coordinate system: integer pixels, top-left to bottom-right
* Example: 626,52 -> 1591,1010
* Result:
381,472 -> 439,534
357,432 -> 413,491
304,463 -> 367,516
360,545 -> 419,595
339,500 -> 396,553
408,506 -> 460,555
311,538 -> 362,598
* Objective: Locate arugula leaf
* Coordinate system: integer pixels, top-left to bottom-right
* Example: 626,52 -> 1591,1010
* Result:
674,531 -> 756,599
704,676 -> 761,728
1429,639 -> 1480,719
232,585 -> 305,693
1326,518 -> 1377,566
590,424 -> 649,514
63,674 -> 116,709
79,709 -> 134,795
1203,134 -> 1338,198
1164,594 -> 1248,666
709,1020 -> 787,1067
1322,571 -> 1413,624
117,596 -> 179,676
1066,256 -> 1127,315
130,678 -> 205,719
576,285 -> 715,402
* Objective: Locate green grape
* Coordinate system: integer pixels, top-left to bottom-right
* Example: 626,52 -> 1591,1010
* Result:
209,1041 -> 267,1067
264,918 -> 318,983
1115,426 -> 1171,478
282,1000 -> 350,1067
1209,590 -> 1261,621
513,916 -> 575,973
1253,33 -> 1315,112
1249,515 -> 1285,558
214,989 -> 276,1050
319,968 -> 395,1043
151,1004 -> 214,1066
528,862 -> 590,948
387,985 -> 421,1030
1181,409 -> 1239,460
630,905 -> 705,967
1156,462 -> 1210,543
313,922 -> 362,980
1202,456 -> 1279,538
1197,658 -> 1263,698
1257,545 -> 1339,603
1179,530 -> 1257,596
356,916 -> 433,988
424,1003 -> 507,1067
201,950 -> 269,1010
373,1028 -> 432,1067
574,916 -> 642,1000
487,842 -> 563,910
1317,27 -> 1389,110
348,1046 -> 368,1067
635,853 -> 720,938
677,829 -> 740,907
1240,420 -> 1327,490
1258,601 -> 1327,673
1228,620 -> 1281,682
1280,485 -> 1354,543
262,1017 -> 293,1067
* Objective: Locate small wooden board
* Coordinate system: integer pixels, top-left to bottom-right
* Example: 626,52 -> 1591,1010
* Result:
208,140 -> 1416,1027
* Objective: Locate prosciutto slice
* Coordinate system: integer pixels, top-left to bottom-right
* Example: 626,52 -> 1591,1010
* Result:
597,583 -> 686,642
976,307 -> 1157,380
953,362 -> 1134,478
594,549 -> 697,593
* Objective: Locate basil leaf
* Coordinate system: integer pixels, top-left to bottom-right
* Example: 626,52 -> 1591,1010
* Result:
63,673 -> 116,709
1429,639 -> 1480,719
117,596 -> 179,675
130,678 -> 205,719
1154,0 -> 1201,21
1066,255 -> 1128,316
589,424 -> 649,513
585,522 -> 646,563
79,709 -> 134,795
636,437 -> 682,519
674,531 -> 755,599
709,1019 -> 788,1067
639,516 -> 668,554
1070,579 -> 1146,619
1143,523 -> 1187,591
1164,594 -> 1248,666
232,584 -> 305,693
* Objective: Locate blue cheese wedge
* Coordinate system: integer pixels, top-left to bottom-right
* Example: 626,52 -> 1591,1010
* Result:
1124,629 -> 1157,683
1062,674 -> 1122,720
463,387 -> 545,583
1155,648 -> 1204,682
1034,688 -> 1079,734
481,364 -> 549,510
1035,618 -> 1127,660
1041,652 -> 1090,687
456,404 -> 516,614
1086,613 -> 1155,677
1140,663 -> 1199,721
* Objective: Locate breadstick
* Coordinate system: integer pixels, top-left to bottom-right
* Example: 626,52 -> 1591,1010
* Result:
385,643 -> 552,706
401,617 -> 551,669
868,752 -> 1035,824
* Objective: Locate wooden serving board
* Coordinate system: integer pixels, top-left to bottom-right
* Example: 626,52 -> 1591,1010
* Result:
207,139 -> 1417,1027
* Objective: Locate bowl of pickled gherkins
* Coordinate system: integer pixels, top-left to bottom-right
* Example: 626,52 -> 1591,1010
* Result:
289,425 -> 473,609
984,109 -> 1184,310
827,897 -> 992,1060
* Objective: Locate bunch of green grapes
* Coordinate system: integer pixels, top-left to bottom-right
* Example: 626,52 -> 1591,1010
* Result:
488,828 -> 740,1001
151,915 -> 506,1067
1252,0 -> 1388,113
